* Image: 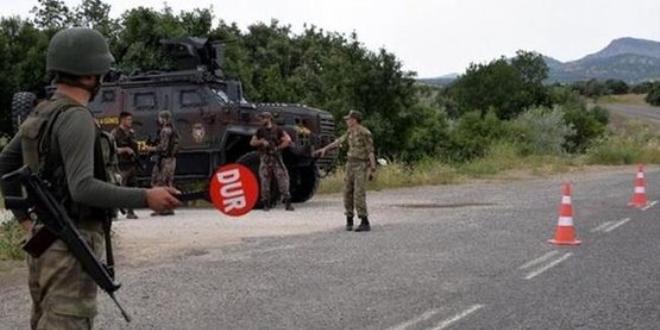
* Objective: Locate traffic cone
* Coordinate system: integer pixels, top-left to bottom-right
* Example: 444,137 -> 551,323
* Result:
628,164 -> 648,208
548,183 -> 581,245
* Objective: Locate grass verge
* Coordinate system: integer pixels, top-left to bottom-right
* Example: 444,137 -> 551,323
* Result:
597,93 -> 650,106
0,213 -> 25,270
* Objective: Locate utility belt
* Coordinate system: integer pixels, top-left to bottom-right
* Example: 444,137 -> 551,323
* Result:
72,218 -> 105,232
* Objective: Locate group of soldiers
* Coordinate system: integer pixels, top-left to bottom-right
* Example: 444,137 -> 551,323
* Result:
0,26 -> 378,329
110,110 -> 180,218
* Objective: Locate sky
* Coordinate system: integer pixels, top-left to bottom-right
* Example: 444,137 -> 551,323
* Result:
2,0 -> 659,78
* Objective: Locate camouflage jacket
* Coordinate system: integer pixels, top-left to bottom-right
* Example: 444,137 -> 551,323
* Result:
337,125 -> 374,161
155,125 -> 179,158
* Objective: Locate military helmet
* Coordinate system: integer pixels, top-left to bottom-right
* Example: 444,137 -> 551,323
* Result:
46,27 -> 115,76
158,110 -> 172,120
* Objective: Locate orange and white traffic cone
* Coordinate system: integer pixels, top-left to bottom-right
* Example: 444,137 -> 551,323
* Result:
629,164 -> 648,208
548,183 -> 581,245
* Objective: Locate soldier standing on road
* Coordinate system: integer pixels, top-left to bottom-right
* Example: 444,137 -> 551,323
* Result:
315,110 -> 377,232
147,110 -> 179,216
111,111 -> 139,219
250,111 -> 295,211
0,27 -> 181,330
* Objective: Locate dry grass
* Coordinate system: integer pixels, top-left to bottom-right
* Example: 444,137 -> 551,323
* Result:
597,93 -> 649,106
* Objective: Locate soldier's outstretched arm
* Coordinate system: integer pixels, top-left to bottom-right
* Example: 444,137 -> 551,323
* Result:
315,131 -> 347,156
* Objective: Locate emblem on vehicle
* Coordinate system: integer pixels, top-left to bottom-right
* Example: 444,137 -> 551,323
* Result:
192,123 -> 205,143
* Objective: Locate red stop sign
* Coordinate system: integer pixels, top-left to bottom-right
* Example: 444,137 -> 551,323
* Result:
209,163 -> 259,216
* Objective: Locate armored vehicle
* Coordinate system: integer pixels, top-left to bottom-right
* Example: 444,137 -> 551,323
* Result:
11,37 -> 338,207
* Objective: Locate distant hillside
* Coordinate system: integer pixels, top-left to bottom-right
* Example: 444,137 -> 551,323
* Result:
420,37 -> 660,86
417,73 -> 458,87
548,37 -> 660,83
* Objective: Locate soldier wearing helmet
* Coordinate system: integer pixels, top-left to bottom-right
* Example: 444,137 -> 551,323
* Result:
146,110 -> 181,216
0,27 -> 182,329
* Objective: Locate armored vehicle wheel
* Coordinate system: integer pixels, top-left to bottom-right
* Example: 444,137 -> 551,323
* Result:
290,164 -> 319,203
236,151 -> 280,209
11,92 -> 36,133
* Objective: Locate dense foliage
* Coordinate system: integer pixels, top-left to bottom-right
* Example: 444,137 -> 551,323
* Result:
0,0 -> 614,164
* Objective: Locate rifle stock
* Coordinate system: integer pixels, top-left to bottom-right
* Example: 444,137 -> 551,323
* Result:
1,165 -> 131,323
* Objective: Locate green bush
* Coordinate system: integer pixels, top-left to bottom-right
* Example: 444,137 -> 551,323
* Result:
509,106 -> 576,156
646,84 -> 660,106
401,104 -> 451,162
562,105 -> 609,153
444,110 -> 505,162
0,215 -> 25,261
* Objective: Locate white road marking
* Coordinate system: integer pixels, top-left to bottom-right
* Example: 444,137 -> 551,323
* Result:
590,221 -> 614,233
429,304 -> 484,330
524,253 -> 573,280
641,200 -> 658,211
385,308 -> 444,330
603,218 -> 631,233
518,251 -> 559,270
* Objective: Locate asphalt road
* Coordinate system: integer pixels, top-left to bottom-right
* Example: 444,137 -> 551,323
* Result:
1,165 -> 660,329
600,102 -> 660,124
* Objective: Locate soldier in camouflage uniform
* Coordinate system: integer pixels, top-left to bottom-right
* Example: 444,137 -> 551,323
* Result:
250,111 -> 295,211
147,110 -> 179,216
111,111 -> 139,219
0,27 -> 181,330
315,110 -> 376,232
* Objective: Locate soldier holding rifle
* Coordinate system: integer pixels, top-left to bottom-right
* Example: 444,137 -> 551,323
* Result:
0,27 -> 181,329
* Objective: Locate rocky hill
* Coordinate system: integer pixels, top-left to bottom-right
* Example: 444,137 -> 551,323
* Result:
422,37 -> 660,85
548,37 -> 660,83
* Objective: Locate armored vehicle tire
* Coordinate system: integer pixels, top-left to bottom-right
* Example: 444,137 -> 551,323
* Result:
236,151 -> 280,209
12,92 -> 37,133
290,164 -> 319,203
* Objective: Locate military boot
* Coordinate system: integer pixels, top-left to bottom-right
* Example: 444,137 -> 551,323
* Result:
126,209 -> 138,219
284,198 -> 294,211
346,216 -> 354,231
354,217 -> 371,232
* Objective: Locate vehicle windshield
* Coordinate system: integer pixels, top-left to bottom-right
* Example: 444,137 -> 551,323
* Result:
209,87 -> 229,104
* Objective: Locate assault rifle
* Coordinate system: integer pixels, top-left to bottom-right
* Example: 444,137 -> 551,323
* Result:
2,165 -> 132,322
145,134 -> 162,170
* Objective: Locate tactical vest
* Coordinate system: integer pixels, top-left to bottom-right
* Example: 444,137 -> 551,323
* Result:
260,126 -> 281,156
18,96 -> 122,222
112,126 -> 137,165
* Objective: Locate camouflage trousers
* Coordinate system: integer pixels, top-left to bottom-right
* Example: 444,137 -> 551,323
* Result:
27,222 -> 104,330
259,156 -> 291,202
119,164 -> 138,215
118,163 -> 138,188
343,160 -> 368,218
151,157 -> 176,187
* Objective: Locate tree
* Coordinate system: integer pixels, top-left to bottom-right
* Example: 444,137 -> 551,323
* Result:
448,50 -> 550,120
30,0 -> 74,29
510,50 -> 548,85
604,79 -> 629,95
0,17 -> 47,136
646,84 -> 660,106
